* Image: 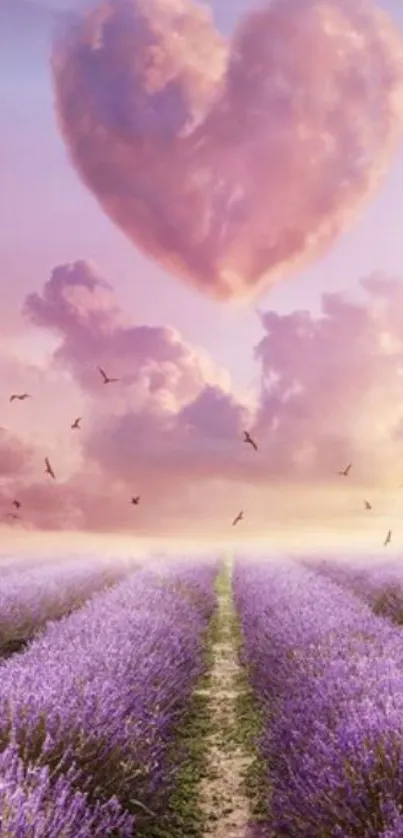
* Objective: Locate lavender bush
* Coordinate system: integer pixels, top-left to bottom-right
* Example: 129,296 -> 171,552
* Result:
0,556 -> 134,656
0,743 -> 134,836
0,561 -> 218,826
234,557 -> 403,837
305,557 -> 403,624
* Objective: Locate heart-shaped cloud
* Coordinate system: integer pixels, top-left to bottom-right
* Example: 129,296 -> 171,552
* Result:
52,0 -> 403,302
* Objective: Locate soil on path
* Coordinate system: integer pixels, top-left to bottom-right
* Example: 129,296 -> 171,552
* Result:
196,559 -> 253,838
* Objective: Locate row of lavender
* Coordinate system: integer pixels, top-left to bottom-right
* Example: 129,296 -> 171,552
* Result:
0,554 -> 137,655
233,557 -> 403,837
303,556 -> 403,625
0,551 -> 135,577
0,559 -> 219,835
0,553 -> 51,575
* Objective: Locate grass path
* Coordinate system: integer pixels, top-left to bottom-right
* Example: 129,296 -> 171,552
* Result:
136,559 -> 268,837
195,557 -> 257,837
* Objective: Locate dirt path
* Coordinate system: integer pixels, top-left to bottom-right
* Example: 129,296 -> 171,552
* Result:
196,557 -> 253,837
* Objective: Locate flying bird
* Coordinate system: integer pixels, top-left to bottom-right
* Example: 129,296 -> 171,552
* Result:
338,463 -> 352,477
232,511 -> 244,526
44,457 -> 56,480
384,529 -> 392,547
364,499 -> 372,511
9,393 -> 31,402
12,500 -> 21,511
130,496 -> 140,505
5,512 -> 19,522
71,417 -> 82,430
98,367 -> 119,384
243,430 -> 258,452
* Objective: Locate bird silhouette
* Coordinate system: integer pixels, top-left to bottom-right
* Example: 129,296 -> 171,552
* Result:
243,431 -> 258,452
5,512 -> 19,522
232,511 -> 244,526
338,463 -> 352,477
130,496 -> 140,505
9,393 -> 30,402
98,367 -> 119,384
364,499 -> 372,511
12,500 -> 21,511
384,529 -> 392,547
71,417 -> 82,430
44,457 -> 56,480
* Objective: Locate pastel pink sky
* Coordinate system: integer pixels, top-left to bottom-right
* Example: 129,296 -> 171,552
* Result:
2,0 -> 403,553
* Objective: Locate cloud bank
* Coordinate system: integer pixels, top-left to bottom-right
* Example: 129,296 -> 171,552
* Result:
51,0 -> 403,302
1,259 -> 403,536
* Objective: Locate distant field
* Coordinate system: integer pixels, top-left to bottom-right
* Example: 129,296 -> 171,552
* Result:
2,551 -> 403,836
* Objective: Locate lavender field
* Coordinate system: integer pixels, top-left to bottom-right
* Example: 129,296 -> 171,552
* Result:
0,554 -> 220,836
303,554 -> 403,625
3,552 -> 403,836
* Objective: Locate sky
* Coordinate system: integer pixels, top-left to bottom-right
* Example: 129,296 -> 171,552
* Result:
2,0 -> 403,554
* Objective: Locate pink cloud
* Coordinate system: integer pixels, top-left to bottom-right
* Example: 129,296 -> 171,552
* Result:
0,432 -> 33,479
52,0 -> 403,302
254,273 -> 403,484
0,481 -> 81,531
84,383 -> 251,487
24,260 -> 227,406
17,260 -> 254,531
2,260 -> 403,534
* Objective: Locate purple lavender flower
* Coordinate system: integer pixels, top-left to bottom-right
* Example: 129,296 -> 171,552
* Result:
0,556 -> 133,655
305,556 -> 403,624
234,557 -> 403,837
0,560 -> 218,823
0,742 -> 134,836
